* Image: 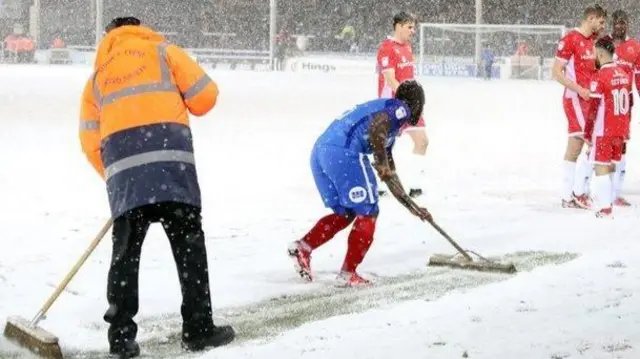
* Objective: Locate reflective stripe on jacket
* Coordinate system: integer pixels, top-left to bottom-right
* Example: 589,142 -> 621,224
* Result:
79,25 -> 218,217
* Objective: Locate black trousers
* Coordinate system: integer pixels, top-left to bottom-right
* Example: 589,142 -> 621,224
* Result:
103,202 -> 215,349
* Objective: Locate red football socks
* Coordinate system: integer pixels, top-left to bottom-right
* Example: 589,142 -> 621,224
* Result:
341,216 -> 376,273
301,213 -> 353,250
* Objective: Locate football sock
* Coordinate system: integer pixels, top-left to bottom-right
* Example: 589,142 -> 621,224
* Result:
613,155 -> 627,199
341,216 -> 376,273
592,174 -> 613,211
573,153 -> 593,196
301,213 -> 353,251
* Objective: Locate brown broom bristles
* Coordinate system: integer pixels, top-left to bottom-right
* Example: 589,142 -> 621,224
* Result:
3,316 -> 63,359
428,254 -> 517,274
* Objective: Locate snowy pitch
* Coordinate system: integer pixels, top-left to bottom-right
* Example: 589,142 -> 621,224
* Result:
0,65 -> 639,359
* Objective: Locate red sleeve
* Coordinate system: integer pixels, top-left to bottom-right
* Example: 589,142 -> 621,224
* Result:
555,33 -> 574,62
377,42 -> 398,72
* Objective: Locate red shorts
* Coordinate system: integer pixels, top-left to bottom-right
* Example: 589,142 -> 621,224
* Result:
589,136 -> 624,165
399,115 -> 425,135
563,96 -> 591,137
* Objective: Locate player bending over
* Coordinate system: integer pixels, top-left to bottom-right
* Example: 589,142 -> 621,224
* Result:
552,4 -> 607,209
588,10 -> 640,206
585,37 -> 632,218
288,80 -> 431,287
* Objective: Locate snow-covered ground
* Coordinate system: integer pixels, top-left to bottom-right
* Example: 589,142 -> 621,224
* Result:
1,65 -> 639,359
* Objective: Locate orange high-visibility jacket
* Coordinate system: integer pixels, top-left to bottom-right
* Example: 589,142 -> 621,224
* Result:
79,25 -> 218,217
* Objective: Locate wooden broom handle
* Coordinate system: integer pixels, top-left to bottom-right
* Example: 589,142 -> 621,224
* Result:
427,220 -> 474,262
31,218 -> 113,326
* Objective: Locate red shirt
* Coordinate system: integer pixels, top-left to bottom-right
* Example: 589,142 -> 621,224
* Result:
376,38 -> 415,98
587,63 -> 633,137
555,29 -> 598,98
601,34 -> 640,97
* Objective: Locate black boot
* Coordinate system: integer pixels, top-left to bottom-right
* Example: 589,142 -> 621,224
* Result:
181,325 -> 236,351
109,340 -> 140,359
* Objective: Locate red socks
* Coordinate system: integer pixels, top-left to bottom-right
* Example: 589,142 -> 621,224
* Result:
341,216 -> 376,273
301,213 -> 353,250
301,214 -> 376,274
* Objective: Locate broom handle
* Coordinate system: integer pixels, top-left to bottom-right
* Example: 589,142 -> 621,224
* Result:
427,219 -> 474,261
30,218 -> 113,326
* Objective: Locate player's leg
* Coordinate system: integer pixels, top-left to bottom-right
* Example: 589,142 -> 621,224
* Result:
333,152 -> 381,286
612,140 -> 630,206
561,97 -> 590,208
399,119 -> 428,198
103,206 -> 152,357
573,97 -> 597,203
289,145 -> 356,281
573,147 -> 594,199
373,154 -> 389,197
572,99 -> 595,208
590,136 -> 619,218
613,112 -> 633,206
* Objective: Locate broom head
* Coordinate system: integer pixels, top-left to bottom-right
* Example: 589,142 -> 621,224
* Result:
428,253 -> 517,274
3,316 -> 63,359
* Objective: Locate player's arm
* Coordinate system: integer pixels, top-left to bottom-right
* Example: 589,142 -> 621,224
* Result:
378,45 -> 401,92
368,113 -> 429,220
369,112 -> 392,175
552,58 -> 589,96
386,147 -> 396,172
383,147 -> 408,198
552,38 -> 589,98
382,70 -> 401,92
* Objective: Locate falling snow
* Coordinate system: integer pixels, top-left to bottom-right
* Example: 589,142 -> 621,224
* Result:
1,1 -> 640,358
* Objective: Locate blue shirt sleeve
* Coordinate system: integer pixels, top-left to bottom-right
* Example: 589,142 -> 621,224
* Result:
384,99 -> 411,131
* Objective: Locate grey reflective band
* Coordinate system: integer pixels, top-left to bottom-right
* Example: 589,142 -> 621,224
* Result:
101,82 -> 177,105
104,150 -> 195,180
80,120 -> 100,131
182,75 -> 212,100
92,43 -> 178,107
157,43 -> 172,82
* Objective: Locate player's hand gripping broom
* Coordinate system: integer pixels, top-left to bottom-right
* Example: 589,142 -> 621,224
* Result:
3,218 -> 113,359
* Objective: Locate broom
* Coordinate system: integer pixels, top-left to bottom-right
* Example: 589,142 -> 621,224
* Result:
3,218 -> 113,359
426,219 -> 517,274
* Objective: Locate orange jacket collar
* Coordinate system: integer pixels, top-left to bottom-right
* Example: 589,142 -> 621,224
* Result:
95,25 -> 166,70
